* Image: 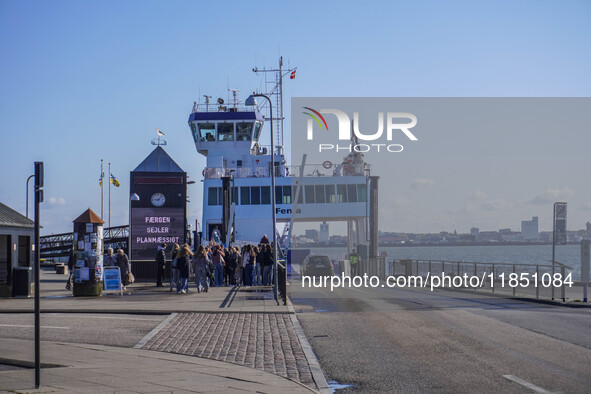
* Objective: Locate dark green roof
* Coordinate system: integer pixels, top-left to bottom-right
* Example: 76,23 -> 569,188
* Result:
133,146 -> 184,173
0,202 -> 34,228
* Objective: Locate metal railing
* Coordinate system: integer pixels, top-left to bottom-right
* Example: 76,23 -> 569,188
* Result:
386,259 -> 575,301
203,162 -> 371,180
40,225 -> 129,259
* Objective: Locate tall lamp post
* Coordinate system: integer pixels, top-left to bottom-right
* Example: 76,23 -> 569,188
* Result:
26,174 -> 34,218
246,93 -> 278,304
129,193 -> 140,261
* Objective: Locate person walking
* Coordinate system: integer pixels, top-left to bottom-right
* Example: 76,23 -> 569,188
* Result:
116,249 -> 131,291
65,248 -> 74,290
155,243 -> 167,287
193,245 -> 210,293
349,248 -> 361,276
244,245 -> 256,286
176,245 -> 192,294
104,248 -> 117,267
169,243 -> 180,292
234,247 -> 243,286
225,247 -> 236,286
254,246 -> 262,286
262,244 -> 274,286
211,245 -> 225,287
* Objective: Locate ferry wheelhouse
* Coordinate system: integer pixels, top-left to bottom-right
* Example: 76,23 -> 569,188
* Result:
188,68 -> 379,258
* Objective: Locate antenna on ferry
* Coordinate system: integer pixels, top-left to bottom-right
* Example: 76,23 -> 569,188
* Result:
251,56 -> 297,147
228,89 -> 240,108
203,95 -> 211,112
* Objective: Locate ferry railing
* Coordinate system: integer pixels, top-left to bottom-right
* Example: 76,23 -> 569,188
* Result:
289,163 -> 367,177
386,259 -> 577,302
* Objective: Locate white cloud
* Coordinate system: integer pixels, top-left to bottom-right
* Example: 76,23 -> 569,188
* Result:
527,188 -> 574,205
46,197 -> 66,208
411,178 -> 434,190
470,190 -> 487,201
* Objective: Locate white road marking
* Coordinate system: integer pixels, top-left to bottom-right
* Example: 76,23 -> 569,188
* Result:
0,324 -> 69,330
503,375 -> 552,393
133,313 -> 177,349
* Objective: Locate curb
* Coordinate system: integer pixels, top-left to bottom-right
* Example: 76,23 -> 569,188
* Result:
288,302 -> 331,394
0,309 -> 294,315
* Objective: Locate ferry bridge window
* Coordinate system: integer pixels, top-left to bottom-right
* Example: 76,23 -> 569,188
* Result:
292,186 -> 303,204
241,187 -> 250,205
190,123 -> 199,142
198,123 -> 216,142
357,184 -> 367,202
208,187 -> 220,206
253,122 -> 262,141
347,184 -> 358,203
326,185 -> 336,203
261,186 -> 270,204
251,186 -> 261,205
236,122 -> 253,141
232,187 -> 238,204
305,185 -> 315,204
336,184 -> 347,203
315,185 -> 326,203
218,122 -> 235,141
275,186 -> 292,204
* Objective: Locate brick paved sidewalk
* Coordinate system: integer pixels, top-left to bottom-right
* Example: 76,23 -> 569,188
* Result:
140,312 -> 316,388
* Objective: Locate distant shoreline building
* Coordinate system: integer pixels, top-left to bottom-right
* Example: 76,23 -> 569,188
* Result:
521,216 -> 539,240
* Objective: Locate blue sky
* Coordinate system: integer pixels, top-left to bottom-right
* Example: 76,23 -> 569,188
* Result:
1,0 -> 590,235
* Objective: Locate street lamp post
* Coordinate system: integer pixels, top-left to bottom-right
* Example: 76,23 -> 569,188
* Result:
129,193 -> 140,261
26,174 -> 34,218
246,94 -> 278,304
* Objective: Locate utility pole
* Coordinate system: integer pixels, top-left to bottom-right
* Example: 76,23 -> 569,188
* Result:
34,161 -> 44,388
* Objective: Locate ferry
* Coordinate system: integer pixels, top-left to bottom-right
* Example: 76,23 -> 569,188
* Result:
187,58 -> 379,260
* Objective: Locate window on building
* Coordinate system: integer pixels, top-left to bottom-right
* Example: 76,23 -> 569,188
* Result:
276,186 -> 291,204
198,123 -> 216,142
305,185 -> 315,204
190,123 -> 199,142
315,185 -> 326,203
337,184 -> 347,203
218,122 -> 235,141
232,187 -> 238,204
326,185 -> 336,203
251,186 -> 261,205
208,187 -> 217,205
347,184 -> 358,202
357,184 -> 367,202
292,185 -> 303,204
236,122 -> 253,141
253,122 -> 262,141
241,187 -> 250,205
261,186 -> 270,204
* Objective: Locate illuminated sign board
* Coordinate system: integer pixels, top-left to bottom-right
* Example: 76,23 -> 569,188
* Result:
131,207 -> 184,260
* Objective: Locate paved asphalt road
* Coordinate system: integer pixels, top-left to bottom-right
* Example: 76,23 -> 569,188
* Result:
290,267 -> 591,393
0,313 -> 165,348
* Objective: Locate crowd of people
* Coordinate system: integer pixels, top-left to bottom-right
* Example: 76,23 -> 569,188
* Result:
156,235 -> 276,294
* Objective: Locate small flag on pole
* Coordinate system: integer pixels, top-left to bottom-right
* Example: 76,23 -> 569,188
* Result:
99,171 -> 104,186
110,174 -> 120,187
290,70 -> 296,79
